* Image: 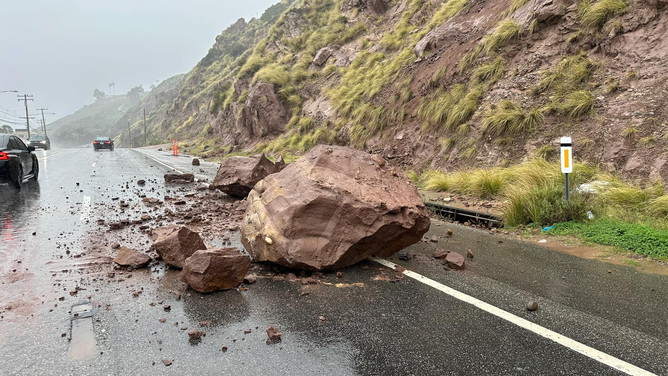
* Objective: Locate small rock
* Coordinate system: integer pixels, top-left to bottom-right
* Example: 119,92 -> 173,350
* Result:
445,252 -> 465,270
244,329 -> 252,334
430,236 -> 439,243
336,272 -> 343,278
222,346 -> 228,352
137,180 -> 146,186
192,159 -> 200,166
266,326 -> 282,340
199,321 -> 211,327
446,229 -> 453,237
111,243 -> 121,249
243,274 -> 257,284
162,359 -> 172,367
467,250 -> 474,259
527,301 -> 539,311
163,305 -> 171,311
433,249 -> 448,259
188,330 -> 205,340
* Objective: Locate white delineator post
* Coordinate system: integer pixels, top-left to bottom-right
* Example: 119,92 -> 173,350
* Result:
560,137 -> 573,201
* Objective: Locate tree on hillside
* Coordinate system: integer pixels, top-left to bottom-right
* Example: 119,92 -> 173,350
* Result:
0,125 -> 13,134
109,82 -> 116,95
93,88 -> 106,101
127,85 -> 145,102
150,84 -> 156,90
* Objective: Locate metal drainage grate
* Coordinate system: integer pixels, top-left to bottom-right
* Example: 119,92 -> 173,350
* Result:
425,202 -> 504,228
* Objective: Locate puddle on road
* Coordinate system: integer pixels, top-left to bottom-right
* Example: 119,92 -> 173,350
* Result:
69,303 -> 96,360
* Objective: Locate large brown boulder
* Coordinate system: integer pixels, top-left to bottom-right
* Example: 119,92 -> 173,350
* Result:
152,226 -> 207,268
211,155 -> 279,198
180,248 -> 251,293
113,247 -> 151,269
241,145 -> 430,270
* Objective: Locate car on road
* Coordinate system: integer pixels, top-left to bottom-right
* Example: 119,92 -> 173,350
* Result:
28,134 -> 51,150
0,134 -> 39,189
93,137 -> 114,151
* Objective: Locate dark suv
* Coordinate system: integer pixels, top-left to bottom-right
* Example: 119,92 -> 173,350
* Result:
93,137 -> 114,151
28,134 -> 51,150
0,134 -> 39,189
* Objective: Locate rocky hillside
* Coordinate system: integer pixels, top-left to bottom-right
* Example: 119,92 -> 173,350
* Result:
137,0 -> 668,181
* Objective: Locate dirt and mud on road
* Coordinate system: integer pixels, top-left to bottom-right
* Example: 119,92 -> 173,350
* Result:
1,147 -> 668,375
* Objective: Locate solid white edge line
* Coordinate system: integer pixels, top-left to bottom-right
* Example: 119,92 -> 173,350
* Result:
370,257 -> 656,376
132,149 -> 185,175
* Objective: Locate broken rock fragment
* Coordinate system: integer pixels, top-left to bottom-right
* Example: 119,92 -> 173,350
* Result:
180,248 -> 251,293
113,247 -> 151,269
211,155 -> 279,198
266,326 -> 282,340
164,173 -> 195,184
152,225 -> 207,268
241,145 -> 430,270
188,330 -> 205,340
445,252 -> 466,270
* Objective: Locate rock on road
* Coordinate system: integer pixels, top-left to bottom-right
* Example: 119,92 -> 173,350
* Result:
0,147 -> 666,375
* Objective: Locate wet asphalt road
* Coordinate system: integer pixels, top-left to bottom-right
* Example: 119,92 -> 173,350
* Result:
0,147 -> 667,375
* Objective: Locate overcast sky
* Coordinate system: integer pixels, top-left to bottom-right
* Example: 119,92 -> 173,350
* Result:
0,0 -> 279,129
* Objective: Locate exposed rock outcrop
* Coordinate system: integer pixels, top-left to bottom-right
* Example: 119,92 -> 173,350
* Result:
180,248 -> 251,293
341,0 -> 389,15
152,226 -> 207,268
238,83 -> 288,138
211,155 -> 279,198
241,145 -> 430,270
313,48 -> 333,66
512,0 -> 568,30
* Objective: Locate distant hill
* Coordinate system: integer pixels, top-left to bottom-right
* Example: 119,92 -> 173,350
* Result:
111,74 -> 186,147
50,95 -> 137,147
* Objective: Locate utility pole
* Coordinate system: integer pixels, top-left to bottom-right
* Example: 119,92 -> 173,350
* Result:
17,94 -> 33,139
36,108 -> 53,138
143,108 -> 147,146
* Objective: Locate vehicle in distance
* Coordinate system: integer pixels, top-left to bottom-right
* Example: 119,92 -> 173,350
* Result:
93,137 -> 114,151
0,133 -> 39,189
28,134 -> 51,150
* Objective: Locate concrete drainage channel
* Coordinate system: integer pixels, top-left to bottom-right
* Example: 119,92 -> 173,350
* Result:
68,302 -> 96,360
424,202 -> 503,228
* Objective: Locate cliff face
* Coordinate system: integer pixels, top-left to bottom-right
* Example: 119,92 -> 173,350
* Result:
141,0 -> 668,180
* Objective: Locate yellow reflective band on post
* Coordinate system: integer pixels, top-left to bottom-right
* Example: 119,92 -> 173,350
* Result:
564,149 -> 570,169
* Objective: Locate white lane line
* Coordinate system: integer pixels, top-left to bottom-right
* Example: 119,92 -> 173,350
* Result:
370,257 -> 656,376
132,149 -> 185,174
80,195 -> 91,222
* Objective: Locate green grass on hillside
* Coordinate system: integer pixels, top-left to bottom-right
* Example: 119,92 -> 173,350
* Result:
419,160 -> 668,258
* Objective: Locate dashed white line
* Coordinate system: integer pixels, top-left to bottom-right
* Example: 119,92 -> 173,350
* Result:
80,195 -> 91,222
371,257 -> 655,376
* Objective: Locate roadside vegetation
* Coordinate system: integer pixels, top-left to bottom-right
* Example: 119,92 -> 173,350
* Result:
418,160 -> 668,259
